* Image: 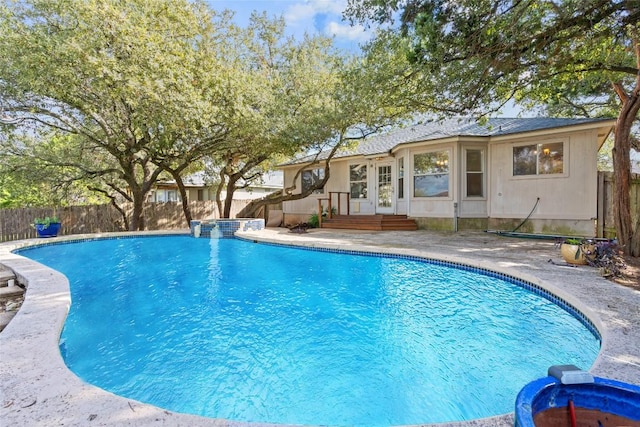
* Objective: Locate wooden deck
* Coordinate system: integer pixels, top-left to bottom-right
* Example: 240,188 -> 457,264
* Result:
321,214 -> 418,231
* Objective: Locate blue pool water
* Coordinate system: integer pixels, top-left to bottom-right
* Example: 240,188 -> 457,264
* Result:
19,236 -> 600,426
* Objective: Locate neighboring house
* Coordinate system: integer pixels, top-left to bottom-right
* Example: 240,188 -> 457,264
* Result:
279,117 -> 616,236
151,171 -> 284,202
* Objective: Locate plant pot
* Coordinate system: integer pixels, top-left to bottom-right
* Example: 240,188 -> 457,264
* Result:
35,223 -> 61,238
560,243 -> 592,265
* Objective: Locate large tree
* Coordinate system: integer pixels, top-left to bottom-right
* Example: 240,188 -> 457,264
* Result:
346,0 -> 640,256
209,13 -> 345,218
235,21 -> 415,219
0,0 -> 235,230
1,130 -> 114,208
145,11 -> 366,221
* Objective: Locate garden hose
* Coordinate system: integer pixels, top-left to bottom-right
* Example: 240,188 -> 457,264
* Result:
512,197 -> 540,233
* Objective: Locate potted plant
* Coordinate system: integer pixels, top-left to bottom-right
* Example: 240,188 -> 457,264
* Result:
33,216 -> 61,238
559,237 -> 595,265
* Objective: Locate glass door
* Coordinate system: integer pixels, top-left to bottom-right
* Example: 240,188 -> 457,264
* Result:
376,162 -> 394,214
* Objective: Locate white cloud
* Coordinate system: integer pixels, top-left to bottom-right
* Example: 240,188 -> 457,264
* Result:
325,21 -> 371,42
282,0 -> 371,45
284,3 -> 315,23
284,0 -> 346,23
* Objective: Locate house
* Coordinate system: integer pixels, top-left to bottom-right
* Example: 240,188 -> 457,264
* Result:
151,171 -> 284,202
279,117 -> 616,236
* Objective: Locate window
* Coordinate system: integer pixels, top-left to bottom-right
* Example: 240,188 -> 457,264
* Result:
350,163 -> 368,199
377,164 -> 392,207
397,157 -> 404,199
513,142 -> 564,176
413,151 -> 449,197
197,189 -> 204,201
301,168 -> 325,194
154,190 -> 178,202
466,149 -> 483,197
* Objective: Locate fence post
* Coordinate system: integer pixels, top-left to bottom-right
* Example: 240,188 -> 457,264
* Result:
597,171 -> 604,238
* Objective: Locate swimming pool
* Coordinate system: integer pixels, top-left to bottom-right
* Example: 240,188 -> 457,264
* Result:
19,235 -> 600,426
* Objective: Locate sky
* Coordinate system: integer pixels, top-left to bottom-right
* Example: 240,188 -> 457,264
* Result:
205,0 -> 527,117
206,0 -> 374,53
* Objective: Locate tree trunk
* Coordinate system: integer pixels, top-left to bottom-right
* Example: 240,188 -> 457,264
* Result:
612,116 -> 640,256
112,202 -> 129,232
215,169 -> 225,218
237,190 -> 287,219
87,186 -> 129,231
238,163 -> 332,218
237,139 -> 345,219
223,173 -> 243,218
223,182 -> 236,219
612,70 -> 640,256
170,172 -> 192,226
129,190 -> 145,231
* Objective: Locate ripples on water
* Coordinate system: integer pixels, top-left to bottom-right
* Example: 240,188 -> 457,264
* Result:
21,236 -> 600,426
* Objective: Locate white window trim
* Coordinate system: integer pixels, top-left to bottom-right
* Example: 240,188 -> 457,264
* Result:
349,162 -> 369,200
511,140 -> 568,179
301,168 -> 326,195
411,149 -> 452,199
463,147 -> 487,201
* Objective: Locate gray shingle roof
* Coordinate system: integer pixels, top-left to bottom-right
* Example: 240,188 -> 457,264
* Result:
283,117 -> 613,165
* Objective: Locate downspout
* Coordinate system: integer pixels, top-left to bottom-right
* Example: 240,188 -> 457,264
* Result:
454,202 -> 459,232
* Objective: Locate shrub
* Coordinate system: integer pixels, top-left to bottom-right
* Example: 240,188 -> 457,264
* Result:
33,216 -> 60,228
586,239 -> 626,278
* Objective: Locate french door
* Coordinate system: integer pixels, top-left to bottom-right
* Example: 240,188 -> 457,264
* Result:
375,162 -> 394,214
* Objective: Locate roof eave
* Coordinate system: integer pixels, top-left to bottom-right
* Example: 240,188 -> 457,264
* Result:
489,119 -> 617,143
390,135 -> 484,153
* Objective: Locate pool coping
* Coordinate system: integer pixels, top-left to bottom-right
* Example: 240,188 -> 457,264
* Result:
1,229 -> 639,427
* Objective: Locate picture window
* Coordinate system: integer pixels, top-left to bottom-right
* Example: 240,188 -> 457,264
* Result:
413,151 -> 449,197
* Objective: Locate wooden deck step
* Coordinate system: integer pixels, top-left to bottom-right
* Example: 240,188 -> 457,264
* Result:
0,268 -> 23,333
0,268 -> 15,287
321,215 -> 418,231
0,286 -> 24,299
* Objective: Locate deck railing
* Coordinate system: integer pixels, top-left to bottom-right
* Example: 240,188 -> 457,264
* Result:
317,191 -> 350,228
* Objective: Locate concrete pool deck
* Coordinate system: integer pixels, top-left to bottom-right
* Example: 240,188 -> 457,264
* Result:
0,228 -> 639,427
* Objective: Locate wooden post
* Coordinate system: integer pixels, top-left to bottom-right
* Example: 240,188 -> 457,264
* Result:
345,192 -> 350,215
597,171 -> 604,238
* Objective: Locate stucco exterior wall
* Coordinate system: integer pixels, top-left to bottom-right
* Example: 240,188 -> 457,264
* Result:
488,130 -> 599,222
280,125 -> 605,235
187,188 -> 212,201
404,142 -> 457,219
282,162 -> 353,217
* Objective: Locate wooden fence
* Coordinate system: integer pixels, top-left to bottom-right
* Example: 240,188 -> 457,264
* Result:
598,171 -> 640,238
1,174 -> 637,241
0,200 -> 254,242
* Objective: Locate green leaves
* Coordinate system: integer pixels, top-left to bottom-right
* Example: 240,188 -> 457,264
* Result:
348,0 -> 639,118
1,0 -> 235,223
1,0 -> 416,227
346,0 -> 640,255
